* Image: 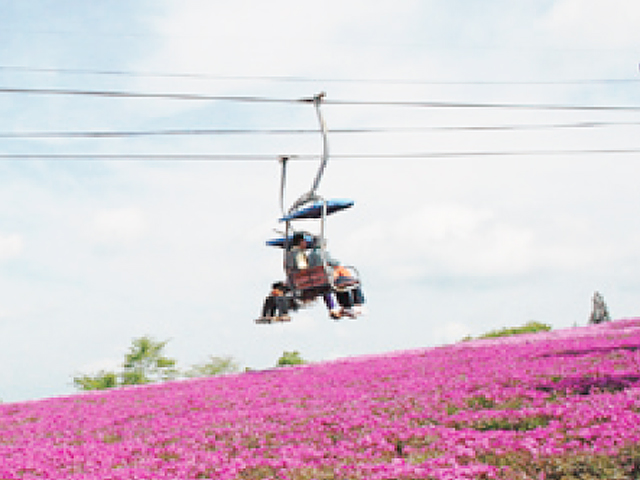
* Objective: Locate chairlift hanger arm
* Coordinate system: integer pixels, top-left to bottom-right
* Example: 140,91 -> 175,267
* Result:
279,155 -> 289,217
283,93 -> 329,215
308,92 -> 329,200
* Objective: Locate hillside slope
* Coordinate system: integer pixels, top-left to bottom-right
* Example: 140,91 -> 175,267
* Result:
1,319 -> 640,479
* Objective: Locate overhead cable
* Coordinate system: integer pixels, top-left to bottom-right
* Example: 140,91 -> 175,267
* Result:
2,149 -> 640,161
1,86 -> 640,111
2,65 -> 639,86
2,121 -> 640,139
0,86 -> 297,104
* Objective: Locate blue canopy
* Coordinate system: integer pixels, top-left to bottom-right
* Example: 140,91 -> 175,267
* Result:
279,199 -> 354,222
266,232 -> 317,248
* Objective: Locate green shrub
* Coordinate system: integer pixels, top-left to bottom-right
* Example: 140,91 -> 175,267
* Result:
276,351 -> 306,367
465,321 -> 552,341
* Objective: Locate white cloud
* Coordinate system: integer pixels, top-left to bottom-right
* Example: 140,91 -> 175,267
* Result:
134,0 -> 436,108
346,201 -> 622,282
432,320 -> 472,344
4,0 -> 640,403
146,0 -> 420,75
89,207 -> 147,246
348,204 -> 535,279
0,233 -> 23,261
545,0 -> 640,47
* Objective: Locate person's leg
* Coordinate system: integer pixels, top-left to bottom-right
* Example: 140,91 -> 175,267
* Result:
352,287 -> 367,316
262,295 -> 276,318
323,291 -> 341,319
353,287 -> 365,306
275,295 -> 289,316
323,291 -> 335,310
336,291 -> 353,308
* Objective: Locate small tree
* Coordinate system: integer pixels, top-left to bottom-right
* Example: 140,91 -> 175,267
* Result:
74,336 -> 241,391
276,350 -> 305,367
73,370 -> 119,391
122,336 -> 178,384
184,355 -> 240,378
73,336 -> 178,390
589,291 -> 611,324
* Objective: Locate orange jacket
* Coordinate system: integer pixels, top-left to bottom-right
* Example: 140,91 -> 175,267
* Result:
333,265 -> 351,279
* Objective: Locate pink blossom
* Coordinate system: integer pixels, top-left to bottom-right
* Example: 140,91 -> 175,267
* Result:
1,318 -> 639,478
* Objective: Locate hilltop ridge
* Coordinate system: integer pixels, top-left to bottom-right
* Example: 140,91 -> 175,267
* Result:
1,318 -> 639,479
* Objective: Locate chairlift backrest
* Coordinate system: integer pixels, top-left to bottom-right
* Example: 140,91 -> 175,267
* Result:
289,265 -> 331,292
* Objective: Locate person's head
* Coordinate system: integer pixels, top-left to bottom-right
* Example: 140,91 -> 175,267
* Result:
292,232 -> 307,248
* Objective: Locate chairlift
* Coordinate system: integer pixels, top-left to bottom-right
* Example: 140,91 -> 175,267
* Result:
256,93 -> 363,324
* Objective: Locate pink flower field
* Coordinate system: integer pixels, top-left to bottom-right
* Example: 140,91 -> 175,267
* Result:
2,319 -> 640,480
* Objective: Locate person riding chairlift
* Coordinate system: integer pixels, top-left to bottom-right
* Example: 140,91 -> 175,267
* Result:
331,263 -> 366,318
286,232 -> 342,319
294,233 -> 366,319
258,281 -> 291,323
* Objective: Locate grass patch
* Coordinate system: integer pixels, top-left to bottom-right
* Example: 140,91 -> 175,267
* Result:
463,321 -> 552,341
450,414 -> 555,432
483,443 -> 640,479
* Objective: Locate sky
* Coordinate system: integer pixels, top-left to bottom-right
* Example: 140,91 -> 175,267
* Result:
1,0 -> 640,403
